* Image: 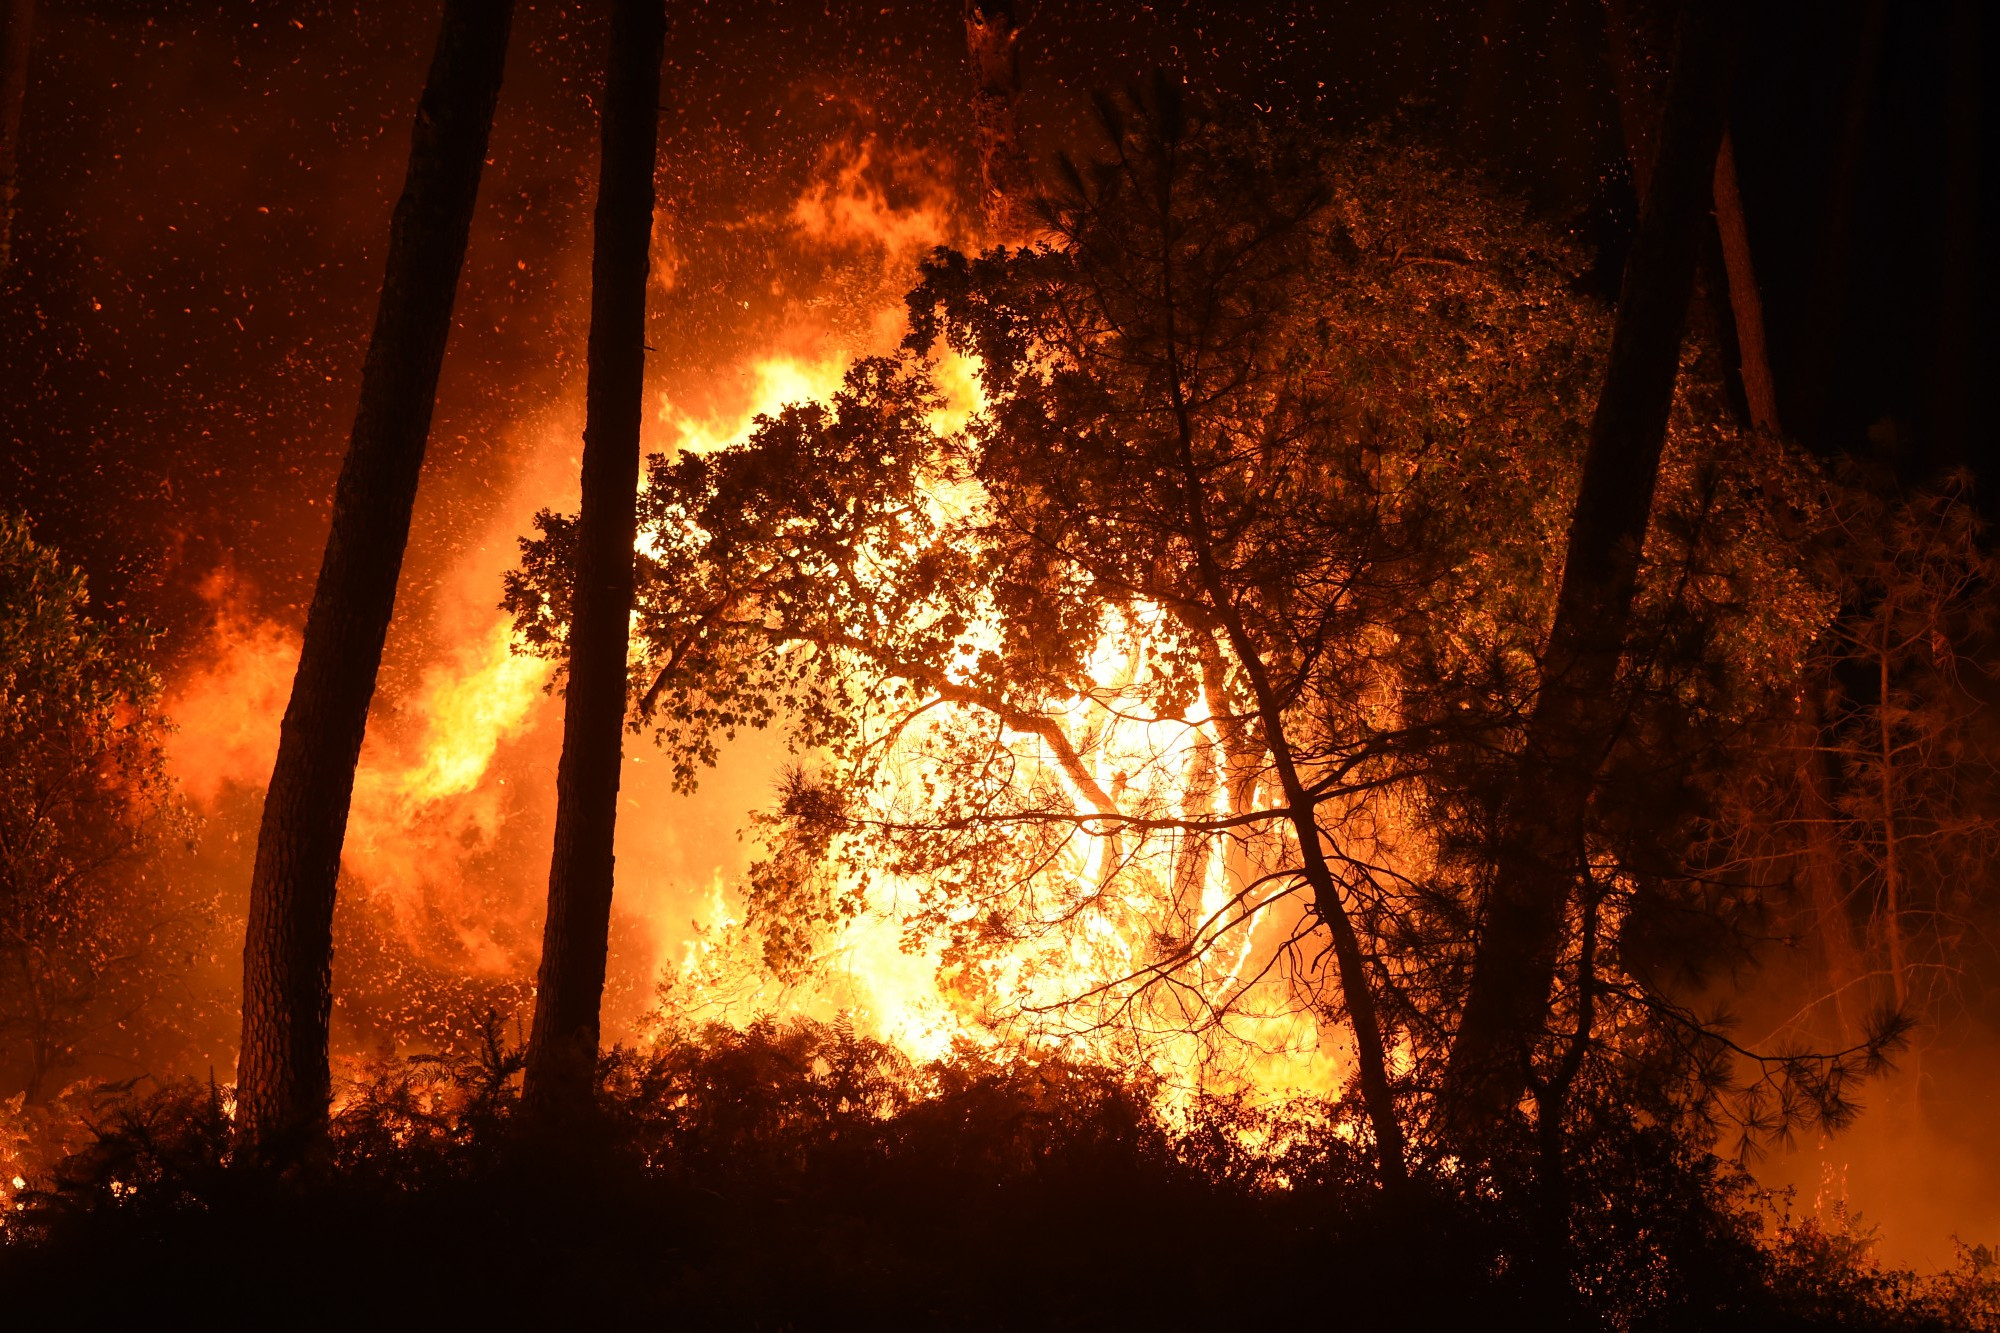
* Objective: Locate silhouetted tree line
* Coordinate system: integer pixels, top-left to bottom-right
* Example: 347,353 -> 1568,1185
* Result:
5,1019 -> 1998,1328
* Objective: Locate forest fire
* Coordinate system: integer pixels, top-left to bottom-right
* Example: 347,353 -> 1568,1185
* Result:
3,0 -> 1999,1325
139,131 -> 1022,1081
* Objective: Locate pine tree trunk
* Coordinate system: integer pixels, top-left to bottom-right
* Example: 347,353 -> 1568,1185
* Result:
1796,692 -> 1865,1044
1442,0 -> 1739,1139
1711,130 -> 1780,433
520,0 -> 665,1118
1186,565 -> 1407,1188
1601,0 -> 1778,433
235,0 -> 514,1165
0,0 -> 34,277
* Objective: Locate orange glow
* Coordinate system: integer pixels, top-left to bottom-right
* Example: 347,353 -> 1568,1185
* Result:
659,594 -> 1351,1105
163,429 -> 574,982
163,571 -> 297,808
154,128 -> 1339,1112
788,136 -> 957,268
660,349 -> 855,456
338,618 -> 551,969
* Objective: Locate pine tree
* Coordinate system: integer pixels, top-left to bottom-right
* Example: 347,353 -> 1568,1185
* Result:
520,0 -> 667,1119
236,0 -> 515,1165
1443,0 -> 1741,1138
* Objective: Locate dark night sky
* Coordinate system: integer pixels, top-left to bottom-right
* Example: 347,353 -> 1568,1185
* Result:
2,1 -> 1992,662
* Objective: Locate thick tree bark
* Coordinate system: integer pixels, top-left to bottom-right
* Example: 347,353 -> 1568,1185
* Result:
965,1 -> 1027,238
0,0 -> 34,276
520,0 -> 665,1118
1442,0 -> 1739,1138
235,0 -> 513,1164
1602,0 -> 1778,433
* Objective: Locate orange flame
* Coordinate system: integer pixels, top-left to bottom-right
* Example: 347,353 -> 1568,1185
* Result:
156,130 -> 1337,1108
163,571 -> 297,807
789,136 -> 957,267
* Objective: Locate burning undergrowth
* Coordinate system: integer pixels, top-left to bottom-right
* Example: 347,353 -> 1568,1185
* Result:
4,1020 -> 1996,1330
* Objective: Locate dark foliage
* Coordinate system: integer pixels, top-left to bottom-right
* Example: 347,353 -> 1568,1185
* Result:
4,1019 -> 1991,1330
0,511 -> 202,1105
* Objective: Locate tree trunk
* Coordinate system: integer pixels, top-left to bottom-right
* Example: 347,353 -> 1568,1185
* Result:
1876,621 -> 1907,1012
520,0 -> 665,1118
1182,535 -> 1408,1190
965,1 -> 1027,238
1442,0 -> 1739,1139
1601,0 -> 1778,433
1235,633 -> 1408,1190
0,0 -> 34,277
1796,694 -> 1866,1044
1531,879 -> 1600,1320
1169,392 -> 1405,1186
235,0 -> 514,1165
1711,130 -> 1780,433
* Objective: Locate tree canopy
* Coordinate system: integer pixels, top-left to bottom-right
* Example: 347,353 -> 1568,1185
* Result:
0,511 -> 192,1103
506,93 -> 1870,1187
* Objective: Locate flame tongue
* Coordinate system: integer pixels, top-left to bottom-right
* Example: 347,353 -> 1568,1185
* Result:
157,133 -> 1339,1108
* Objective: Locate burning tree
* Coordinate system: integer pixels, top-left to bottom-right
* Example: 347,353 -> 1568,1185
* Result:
508,80 -> 1874,1200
